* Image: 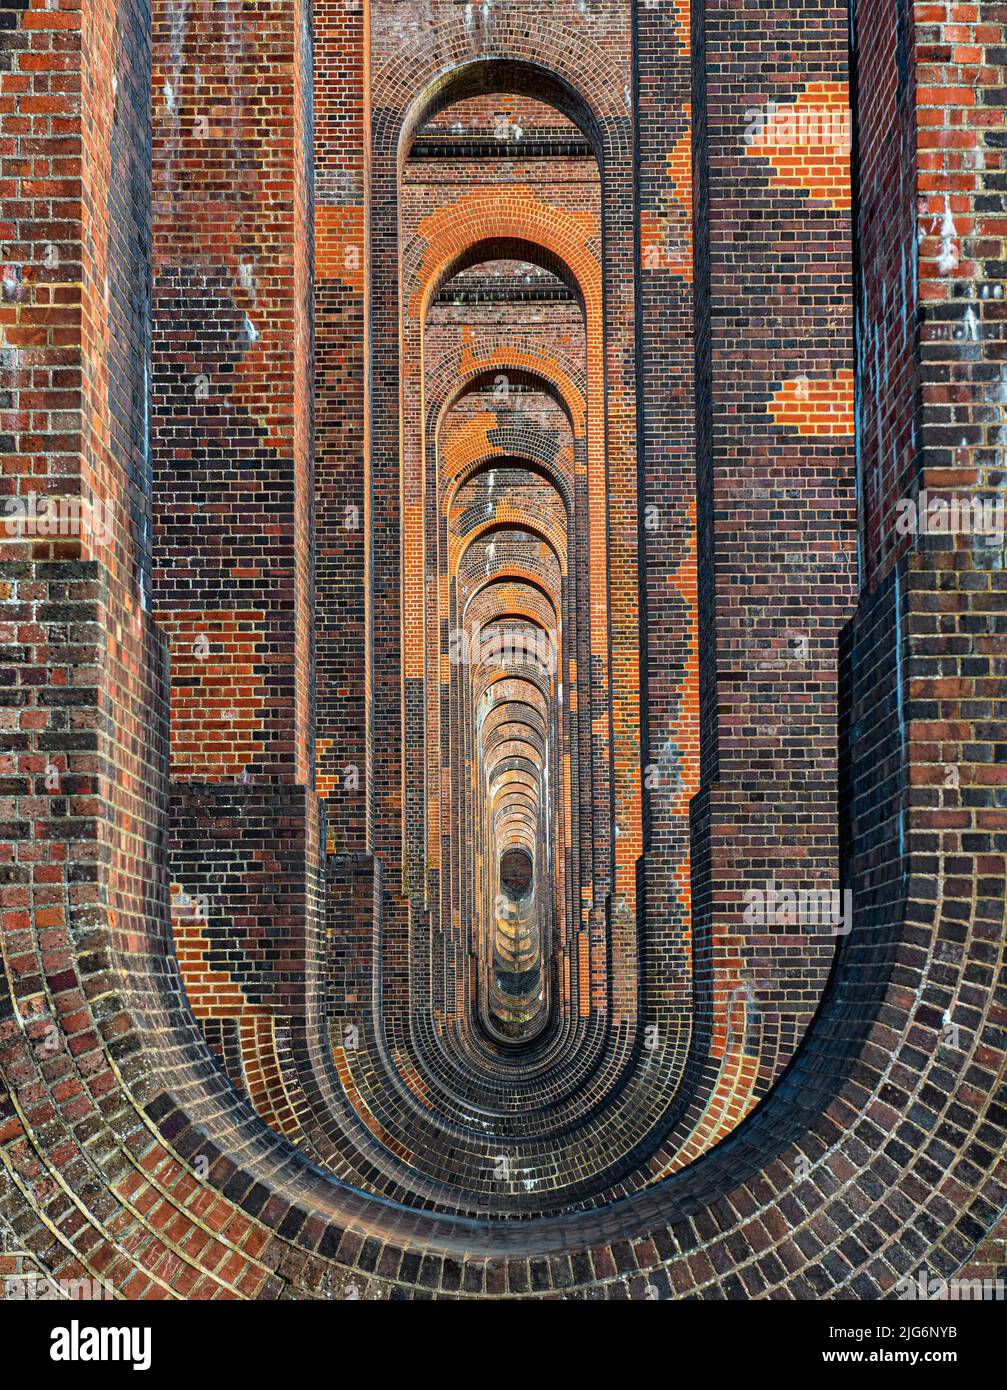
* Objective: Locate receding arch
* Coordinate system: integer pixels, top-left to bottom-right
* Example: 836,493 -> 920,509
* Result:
396,55 -> 612,167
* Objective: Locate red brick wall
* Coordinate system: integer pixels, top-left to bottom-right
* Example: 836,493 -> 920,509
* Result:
687,0 -> 857,1150
151,0 -> 314,785
314,0 -> 366,842
148,0 -> 322,1099
1,0 -> 1005,1305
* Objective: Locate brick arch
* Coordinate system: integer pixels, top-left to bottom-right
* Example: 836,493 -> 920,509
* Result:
486,736 -> 545,778
427,341 -> 588,434
489,773 -> 540,806
407,218 -> 601,322
461,570 -> 561,628
449,462 -> 569,525
489,770 -> 540,803
470,613 -> 559,652
494,816 -> 537,845
472,631 -> 559,672
484,724 -> 547,764
473,670 -> 558,723
482,693 -> 548,727
491,784 -> 539,814
479,674 -> 550,718
485,760 -> 544,792
452,516 -> 567,577
457,535 -> 563,582
478,666 -> 553,709
360,2 -> 646,1176
469,622 -> 558,674
433,360 -> 586,438
473,673 -> 557,719
372,43 -> 629,164
494,813 -> 538,838
443,451 -> 574,516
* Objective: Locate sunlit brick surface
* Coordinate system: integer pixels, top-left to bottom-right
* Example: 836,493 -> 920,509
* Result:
1,0 -> 1005,1302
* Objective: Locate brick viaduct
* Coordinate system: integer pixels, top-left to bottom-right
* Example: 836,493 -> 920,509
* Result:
0,0 -> 1005,1298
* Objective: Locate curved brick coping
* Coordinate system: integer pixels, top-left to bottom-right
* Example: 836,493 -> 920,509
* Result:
3,548 -> 1002,1291
116,571 -> 1004,1278
140,857 -> 1000,1277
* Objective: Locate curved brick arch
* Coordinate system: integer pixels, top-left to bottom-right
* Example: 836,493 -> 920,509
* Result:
428,341 -> 588,434
452,517 -> 567,578
386,35 -> 645,1128
490,778 -> 540,811
444,452 -> 575,520
477,668 -> 553,711
406,219 -> 602,323
482,699 -> 549,740
462,570 -> 561,628
6,0 -> 1005,1306
448,456 -> 570,515
490,776 -> 540,809
484,727 -> 547,767
470,615 -> 559,657
432,359 -> 586,438
467,581 -> 561,636
369,10 -> 645,1150
492,790 -> 538,819
373,42 -> 629,166
478,673 -> 551,718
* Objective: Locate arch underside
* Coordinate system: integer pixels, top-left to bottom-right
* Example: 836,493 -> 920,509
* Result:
2,0 -> 1004,1303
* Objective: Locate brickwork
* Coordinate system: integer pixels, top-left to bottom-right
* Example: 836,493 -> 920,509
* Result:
0,0 -> 1004,1304
314,0 -> 366,844
147,0 -> 321,1103
688,0 -> 858,1152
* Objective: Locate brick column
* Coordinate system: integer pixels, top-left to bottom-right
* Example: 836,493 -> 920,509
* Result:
635,0 -> 700,1093
149,0 -> 323,1086
314,0 -> 367,853
689,0 -> 857,1117
1,0 -> 170,1129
